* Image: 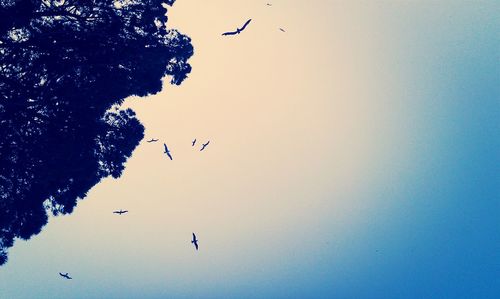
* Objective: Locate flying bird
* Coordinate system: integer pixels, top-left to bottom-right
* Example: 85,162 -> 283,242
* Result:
192,139 -> 197,146
200,141 -> 210,151
222,19 -> 252,36
164,143 -> 173,160
113,209 -> 128,215
267,3 -> 272,6
191,233 -> 199,250
59,273 -> 72,280
147,138 -> 159,143
279,28 -> 286,32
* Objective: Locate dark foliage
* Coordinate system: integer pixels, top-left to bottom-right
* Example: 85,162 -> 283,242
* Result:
0,0 -> 193,265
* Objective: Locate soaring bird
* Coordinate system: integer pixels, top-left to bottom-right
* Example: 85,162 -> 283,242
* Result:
147,138 -> 159,143
59,273 -> 72,280
200,141 -> 210,151
113,209 -> 128,215
192,139 -> 197,146
267,3 -> 272,6
164,143 -> 173,160
191,233 -> 199,250
222,19 -> 252,36
279,28 -> 286,32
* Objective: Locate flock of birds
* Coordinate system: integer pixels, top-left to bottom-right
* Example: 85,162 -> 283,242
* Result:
145,137 -> 210,161
58,2 -> 282,281
58,137 -> 208,280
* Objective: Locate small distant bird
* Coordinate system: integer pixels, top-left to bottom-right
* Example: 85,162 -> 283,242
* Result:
192,139 -> 197,146
113,209 -> 128,215
222,19 -> 252,36
191,233 -> 199,250
147,138 -> 159,143
164,143 -> 173,160
267,3 -> 272,6
59,273 -> 72,280
279,28 -> 285,32
200,141 -> 210,151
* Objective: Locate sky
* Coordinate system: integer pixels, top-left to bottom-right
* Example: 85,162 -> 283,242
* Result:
0,0 -> 499,298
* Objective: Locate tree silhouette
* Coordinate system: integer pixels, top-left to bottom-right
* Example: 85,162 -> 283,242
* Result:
0,0 -> 193,265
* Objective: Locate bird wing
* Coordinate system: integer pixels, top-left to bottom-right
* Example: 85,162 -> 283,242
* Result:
240,19 -> 252,31
163,143 -> 168,151
195,243 -> 199,250
167,152 -> 173,160
192,233 -> 196,240
222,31 -> 238,36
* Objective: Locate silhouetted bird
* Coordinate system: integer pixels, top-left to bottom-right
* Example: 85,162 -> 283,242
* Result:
147,138 -> 159,143
192,139 -> 197,146
113,210 -> 128,215
267,3 -> 272,6
164,143 -> 173,160
191,233 -> 199,250
59,273 -> 72,280
222,19 -> 252,36
200,141 -> 210,151
279,28 -> 286,32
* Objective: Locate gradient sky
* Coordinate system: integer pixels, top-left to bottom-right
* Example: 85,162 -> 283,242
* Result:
0,1 -> 499,298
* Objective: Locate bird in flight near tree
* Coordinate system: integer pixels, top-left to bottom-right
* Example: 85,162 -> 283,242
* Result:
147,138 -> 159,143
191,233 -> 199,250
113,210 -> 128,215
222,19 -> 252,36
200,141 -> 210,151
192,139 -> 197,146
164,143 -> 173,160
59,273 -> 72,280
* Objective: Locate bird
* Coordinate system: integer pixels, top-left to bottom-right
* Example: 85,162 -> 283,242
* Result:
192,139 -> 197,146
267,3 -> 272,6
200,141 -> 210,151
279,28 -> 285,32
191,233 -> 199,250
147,138 -> 159,143
59,272 -> 72,280
113,209 -> 128,215
164,143 -> 173,160
222,19 -> 252,36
